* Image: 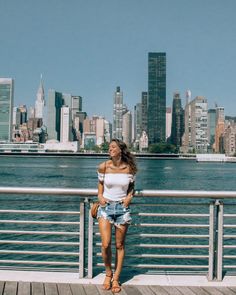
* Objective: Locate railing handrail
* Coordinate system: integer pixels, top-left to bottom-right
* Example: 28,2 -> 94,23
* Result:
1,186 -> 236,198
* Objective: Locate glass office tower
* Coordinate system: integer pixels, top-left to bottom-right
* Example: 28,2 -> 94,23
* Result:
0,78 -> 14,142
147,52 -> 166,144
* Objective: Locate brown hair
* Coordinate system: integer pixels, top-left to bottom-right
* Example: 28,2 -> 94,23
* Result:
110,138 -> 137,175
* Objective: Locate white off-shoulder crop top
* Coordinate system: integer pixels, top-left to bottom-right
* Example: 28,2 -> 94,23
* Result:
98,172 -> 135,201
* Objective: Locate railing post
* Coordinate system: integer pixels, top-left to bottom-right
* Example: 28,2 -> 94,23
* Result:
87,202 -> 94,278
79,200 -> 85,278
216,200 -> 224,281
208,201 -> 215,281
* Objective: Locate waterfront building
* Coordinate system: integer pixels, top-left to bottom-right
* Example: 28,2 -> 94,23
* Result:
224,122 -> 236,156
60,106 -> 70,143
0,78 -> 14,142
71,95 -> 82,118
104,119 -> 112,143
47,90 -> 64,141
73,111 -> 87,141
166,107 -> 172,140
113,86 -> 123,140
96,117 -> 105,146
170,92 -> 184,149
139,130 -> 148,152
182,96 -> 208,153
207,109 -> 216,150
134,103 -> 142,141
122,110 -> 132,147
147,52 -> 166,144
141,91 -> 148,134
35,75 -> 45,121
15,105 -> 27,127
215,107 -> 225,153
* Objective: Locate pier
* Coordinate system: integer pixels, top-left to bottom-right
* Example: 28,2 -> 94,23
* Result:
1,187 -> 236,294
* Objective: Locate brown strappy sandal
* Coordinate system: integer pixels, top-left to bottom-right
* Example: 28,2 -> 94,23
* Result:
111,279 -> 121,293
102,273 -> 113,290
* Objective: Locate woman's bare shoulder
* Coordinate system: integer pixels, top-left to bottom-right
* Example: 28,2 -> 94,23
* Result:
97,160 -> 111,173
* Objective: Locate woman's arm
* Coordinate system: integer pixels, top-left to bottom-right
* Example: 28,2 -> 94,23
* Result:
97,162 -> 107,206
123,181 -> 135,208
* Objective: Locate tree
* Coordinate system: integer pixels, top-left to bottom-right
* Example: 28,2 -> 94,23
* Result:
148,143 -> 177,154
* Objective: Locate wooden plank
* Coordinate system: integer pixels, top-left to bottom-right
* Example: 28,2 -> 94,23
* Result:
135,285 -> 156,295
3,281 -> 17,295
216,287 -> 236,295
162,286 -> 183,295
57,284 -> 72,295
149,285 -> 169,295
81,285 -> 101,295
18,282 -> 31,295
123,285 -> 143,295
70,284 -> 86,295
32,282 -> 45,295
44,283 -> 58,295
95,284 -> 113,295
202,287 -> 225,295
0,282 -> 5,294
176,286 -> 197,295
229,287 -> 236,294
190,286 -> 216,295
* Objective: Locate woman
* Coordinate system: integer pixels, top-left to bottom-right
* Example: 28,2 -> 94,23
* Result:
97,138 -> 137,293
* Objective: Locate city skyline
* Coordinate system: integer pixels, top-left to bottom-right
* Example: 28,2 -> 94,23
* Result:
1,0 -> 236,121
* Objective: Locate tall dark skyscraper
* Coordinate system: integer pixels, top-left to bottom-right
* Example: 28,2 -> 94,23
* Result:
147,52 -> 166,144
170,92 -> 184,149
141,91 -> 148,134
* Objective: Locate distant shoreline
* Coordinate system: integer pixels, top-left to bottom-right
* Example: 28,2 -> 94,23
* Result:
0,151 -> 196,159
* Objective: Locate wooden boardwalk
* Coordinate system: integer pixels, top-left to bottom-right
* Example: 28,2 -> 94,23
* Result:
1,281 -> 236,295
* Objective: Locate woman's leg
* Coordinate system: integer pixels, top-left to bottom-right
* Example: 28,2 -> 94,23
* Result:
112,224 -> 129,292
98,218 -> 113,289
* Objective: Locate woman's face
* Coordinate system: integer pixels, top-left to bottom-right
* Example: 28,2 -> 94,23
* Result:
109,141 -> 121,158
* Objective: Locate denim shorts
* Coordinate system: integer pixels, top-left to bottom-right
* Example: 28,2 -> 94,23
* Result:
97,201 -> 132,227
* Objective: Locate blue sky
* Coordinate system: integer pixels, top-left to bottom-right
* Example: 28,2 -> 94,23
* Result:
0,0 -> 236,121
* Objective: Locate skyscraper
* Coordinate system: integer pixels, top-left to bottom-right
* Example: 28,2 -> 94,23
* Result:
170,92 -> 184,148
47,90 -> 64,141
60,106 -> 70,143
0,78 -> 14,142
182,96 -> 208,153
122,111 -> 132,147
141,91 -> 148,134
134,103 -> 142,141
113,86 -> 123,140
35,75 -> 45,120
147,52 -> 166,144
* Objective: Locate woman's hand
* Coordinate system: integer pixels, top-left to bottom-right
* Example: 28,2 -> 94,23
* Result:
98,195 -> 107,206
122,195 -> 133,208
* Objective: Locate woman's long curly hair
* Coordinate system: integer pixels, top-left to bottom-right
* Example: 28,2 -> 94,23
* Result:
110,139 -> 137,175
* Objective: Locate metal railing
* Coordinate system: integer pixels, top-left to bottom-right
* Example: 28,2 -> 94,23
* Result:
0,187 -> 236,280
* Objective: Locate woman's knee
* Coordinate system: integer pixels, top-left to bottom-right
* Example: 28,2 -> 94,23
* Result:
102,242 -> 111,251
116,241 -> 125,250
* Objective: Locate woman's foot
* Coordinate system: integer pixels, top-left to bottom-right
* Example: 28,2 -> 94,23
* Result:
111,280 -> 121,293
102,272 -> 113,290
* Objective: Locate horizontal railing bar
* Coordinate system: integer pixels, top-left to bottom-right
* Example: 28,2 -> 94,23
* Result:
224,235 -> 236,238
224,256 -> 236,259
224,214 -> 236,218
0,187 -> 97,196
96,253 -> 208,259
0,210 -> 80,215
224,245 -> 236,249
0,260 -> 79,266
1,186 -> 236,198
0,230 -> 80,235
95,242 -> 209,248
224,225 -> 236,228
133,203 -> 209,206
95,233 -> 209,238
0,220 -> 80,225
224,266 -> 236,269
0,250 -> 79,256
96,263 -> 209,269
0,240 -> 79,246
136,223 -> 209,228
137,213 -> 209,217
